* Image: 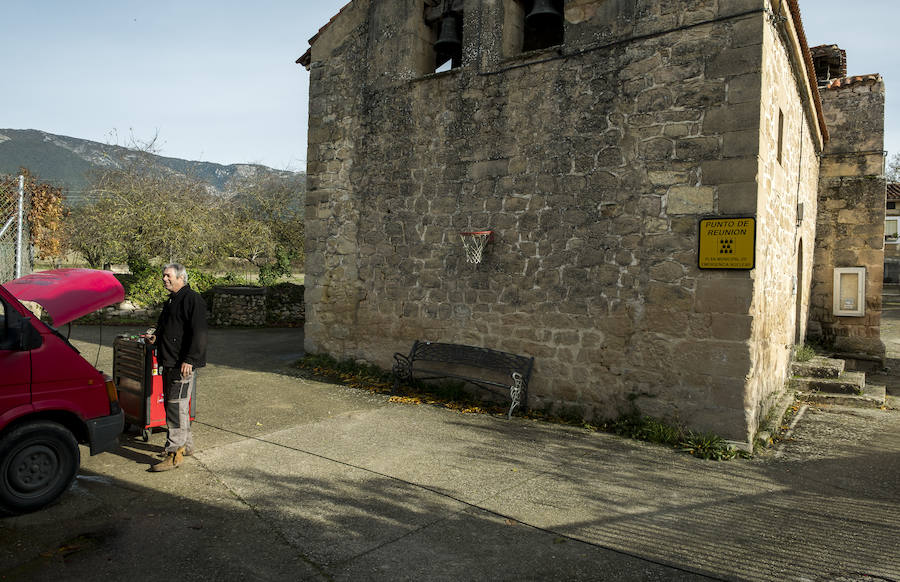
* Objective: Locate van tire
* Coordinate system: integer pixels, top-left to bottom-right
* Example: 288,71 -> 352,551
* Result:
0,421 -> 80,514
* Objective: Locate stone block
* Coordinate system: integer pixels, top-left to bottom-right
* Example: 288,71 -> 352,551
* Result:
723,129 -> 759,158
468,159 -> 510,180
694,277 -> 754,314
819,157 -> 883,177
675,136 -> 720,161
650,260 -> 685,283
643,307 -> 689,337
717,0 -> 764,18
681,4 -> 717,27
718,181 -> 758,214
667,185 -> 714,215
706,45 -> 762,79
646,282 -> 693,310
678,339 -> 752,378
662,123 -> 691,138
730,13 -> 763,48
710,314 -> 753,341
648,169 -> 690,186
703,102 -> 761,134
701,157 -> 758,184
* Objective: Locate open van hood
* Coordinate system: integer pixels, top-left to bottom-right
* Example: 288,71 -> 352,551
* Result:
3,269 -> 125,326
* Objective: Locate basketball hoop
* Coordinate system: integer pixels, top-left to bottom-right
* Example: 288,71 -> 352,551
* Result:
459,230 -> 493,264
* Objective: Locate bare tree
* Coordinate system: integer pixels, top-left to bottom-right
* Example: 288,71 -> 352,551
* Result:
63,137 -> 223,271
223,173 -> 305,283
60,134 -> 305,283
887,152 -> 900,183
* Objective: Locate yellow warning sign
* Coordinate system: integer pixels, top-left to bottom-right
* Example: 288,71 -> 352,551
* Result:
698,217 -> 756,269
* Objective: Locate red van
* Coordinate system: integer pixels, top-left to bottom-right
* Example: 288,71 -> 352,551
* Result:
0,269 -> 125,513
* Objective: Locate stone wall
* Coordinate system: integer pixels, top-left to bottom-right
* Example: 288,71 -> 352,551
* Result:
265,283 -> 307,325
303,0 -> 822,443
809,75 -> 885,365
90,285 -> 305,327
209,286 -> 267,327
744,11 -> 821,436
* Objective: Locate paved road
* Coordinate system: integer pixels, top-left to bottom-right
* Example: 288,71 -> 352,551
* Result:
0,325 -> 897,581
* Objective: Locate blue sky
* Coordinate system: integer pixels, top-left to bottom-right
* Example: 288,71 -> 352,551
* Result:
1,0 -> 895,170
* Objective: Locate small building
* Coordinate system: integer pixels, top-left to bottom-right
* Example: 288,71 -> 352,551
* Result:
297,0 -> 885,446
807,44 -> 886,368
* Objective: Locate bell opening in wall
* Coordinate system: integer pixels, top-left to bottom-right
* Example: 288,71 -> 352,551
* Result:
433,13 -> 462,71
523,0 -> 564,52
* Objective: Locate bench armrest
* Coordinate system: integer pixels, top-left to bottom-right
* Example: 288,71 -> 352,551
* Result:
392,352 -> 412,380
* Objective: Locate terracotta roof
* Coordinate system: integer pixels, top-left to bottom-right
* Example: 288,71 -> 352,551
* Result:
296,1 -> 353,68
888,183 -> 900,200
824,74 -> 883,90
785,0 -> 829,143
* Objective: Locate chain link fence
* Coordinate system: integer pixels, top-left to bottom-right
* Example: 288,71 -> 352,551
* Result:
1,176 -> 32,283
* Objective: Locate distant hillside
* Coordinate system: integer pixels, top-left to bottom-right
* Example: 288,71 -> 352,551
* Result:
0,129 -> 302,204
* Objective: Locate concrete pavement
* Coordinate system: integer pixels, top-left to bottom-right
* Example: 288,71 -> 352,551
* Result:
0,326 -> 897,581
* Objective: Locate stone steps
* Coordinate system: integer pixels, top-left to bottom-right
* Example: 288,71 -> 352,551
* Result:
799,384 -> 887,408
792,355 -> 886,408
793,371 -> 865,394
791,355 -> 844,378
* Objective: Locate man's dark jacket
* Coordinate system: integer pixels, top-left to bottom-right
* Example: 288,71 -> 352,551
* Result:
156,284 -> 208,368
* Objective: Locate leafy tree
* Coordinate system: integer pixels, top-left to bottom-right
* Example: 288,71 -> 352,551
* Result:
1,169 -> 65,258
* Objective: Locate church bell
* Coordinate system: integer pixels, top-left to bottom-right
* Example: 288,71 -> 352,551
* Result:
434,14 -> 462,56
526,0 -> 563,27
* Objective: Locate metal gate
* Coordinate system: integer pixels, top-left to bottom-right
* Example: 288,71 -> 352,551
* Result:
1,175 -> 31,283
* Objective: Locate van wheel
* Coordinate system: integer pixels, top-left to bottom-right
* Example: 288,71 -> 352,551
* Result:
0,421 -> 80,514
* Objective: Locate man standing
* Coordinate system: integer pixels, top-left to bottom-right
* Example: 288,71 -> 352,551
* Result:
149,263 -> 207,472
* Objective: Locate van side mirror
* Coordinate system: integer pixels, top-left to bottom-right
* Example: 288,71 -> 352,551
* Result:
17,317 -> 42,351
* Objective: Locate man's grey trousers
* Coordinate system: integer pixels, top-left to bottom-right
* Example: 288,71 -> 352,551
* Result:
163,368 -> 195,454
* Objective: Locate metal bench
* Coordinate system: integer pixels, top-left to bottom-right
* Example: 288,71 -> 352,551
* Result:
392,341 -> 534,419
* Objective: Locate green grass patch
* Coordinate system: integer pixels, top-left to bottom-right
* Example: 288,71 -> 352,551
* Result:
794,343 -> 816,362
601,413 -> 746,460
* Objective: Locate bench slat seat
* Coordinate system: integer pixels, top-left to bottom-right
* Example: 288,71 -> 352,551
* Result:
393,341 -> 534,419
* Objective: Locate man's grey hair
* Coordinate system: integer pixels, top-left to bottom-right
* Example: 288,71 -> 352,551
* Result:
163,263 -> 188,283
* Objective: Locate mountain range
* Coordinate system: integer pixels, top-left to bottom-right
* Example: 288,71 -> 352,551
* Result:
0,128 -> 301,204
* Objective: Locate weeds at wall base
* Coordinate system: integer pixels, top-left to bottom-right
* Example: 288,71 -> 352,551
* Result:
293,354 -> 749,461
794,343 -> 817,362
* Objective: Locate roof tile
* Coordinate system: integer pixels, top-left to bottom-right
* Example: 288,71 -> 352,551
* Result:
887,183 -> 900,200
824,74 -> 883,89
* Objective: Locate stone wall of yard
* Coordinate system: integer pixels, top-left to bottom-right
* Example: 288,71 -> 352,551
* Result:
92,284 -> 305,327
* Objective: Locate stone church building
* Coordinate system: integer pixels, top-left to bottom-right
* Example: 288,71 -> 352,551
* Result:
297,0 -> 886,445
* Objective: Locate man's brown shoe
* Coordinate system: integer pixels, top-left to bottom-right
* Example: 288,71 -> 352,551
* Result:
157,448 -> 193,459
150,448 -> 184,472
